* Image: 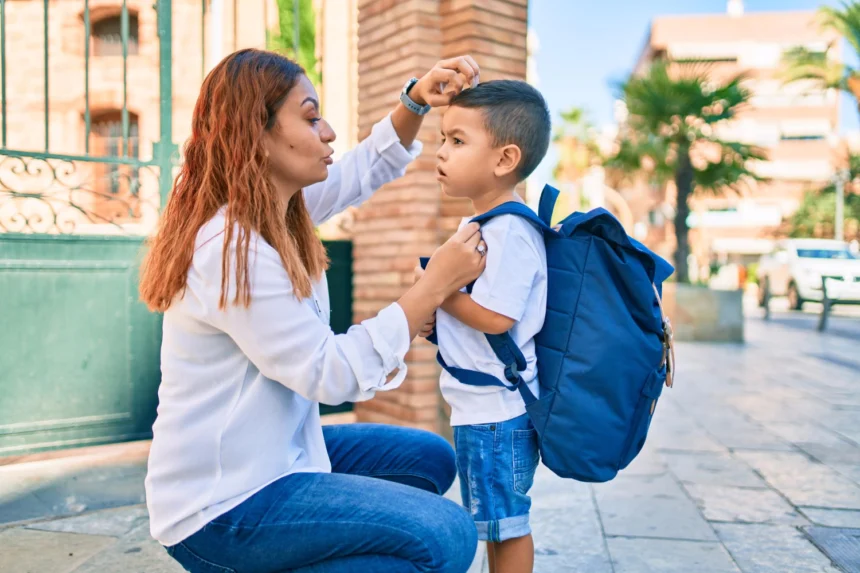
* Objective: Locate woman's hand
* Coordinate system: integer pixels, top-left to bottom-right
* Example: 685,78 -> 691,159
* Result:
422,223 -> 487,298
410,56 -> 481,108
418,312 -> 436,339
397,223 -> 487,340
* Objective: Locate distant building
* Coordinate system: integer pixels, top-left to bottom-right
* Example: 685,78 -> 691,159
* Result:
628,1 -> 841,269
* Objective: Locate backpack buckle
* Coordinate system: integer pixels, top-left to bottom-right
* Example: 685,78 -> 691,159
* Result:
504,363 -> 520,388
661,318 -> 675,388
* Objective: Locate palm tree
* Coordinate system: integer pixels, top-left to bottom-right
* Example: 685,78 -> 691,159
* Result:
552,107 -> 602,182
607,61 -> 766,283
788,154 -> 860,241
268,0 -> 320,86
782,1 -> 860,120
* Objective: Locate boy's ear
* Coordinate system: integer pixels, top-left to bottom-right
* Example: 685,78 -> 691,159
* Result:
494,144 -> 522,179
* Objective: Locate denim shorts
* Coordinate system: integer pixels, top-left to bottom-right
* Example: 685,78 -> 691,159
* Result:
453,413 -> 540,542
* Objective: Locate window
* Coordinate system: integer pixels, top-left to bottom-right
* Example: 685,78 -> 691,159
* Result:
89,112 -> 140,222
676,57 -> 738,64
92,14 -> 139,56
797,248 -> 857,260
780,134 -> 826,142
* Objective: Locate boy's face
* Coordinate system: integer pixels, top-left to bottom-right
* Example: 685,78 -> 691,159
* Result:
436,106 -> 502,198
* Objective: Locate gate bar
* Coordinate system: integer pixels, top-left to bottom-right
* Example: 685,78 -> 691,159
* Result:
43,0 -> 49,151
121,0 -> 129,157
1,0 -> 6,147
155,0 -> 175,206
0,0 -> 6,147
84,0 -> 91,153
201,0 -> 206,81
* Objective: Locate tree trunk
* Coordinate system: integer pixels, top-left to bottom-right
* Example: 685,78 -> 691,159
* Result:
674,147 -> 694,284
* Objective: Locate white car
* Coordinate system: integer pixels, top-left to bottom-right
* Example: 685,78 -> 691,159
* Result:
757,239 -> 860,310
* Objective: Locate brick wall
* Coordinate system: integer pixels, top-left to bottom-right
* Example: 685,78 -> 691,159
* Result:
353,0 -> 529,434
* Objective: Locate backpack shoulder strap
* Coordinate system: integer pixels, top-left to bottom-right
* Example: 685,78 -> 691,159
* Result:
469,184 -> 560,231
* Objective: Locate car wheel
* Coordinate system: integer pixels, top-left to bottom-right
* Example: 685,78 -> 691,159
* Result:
788,282 -> 804,311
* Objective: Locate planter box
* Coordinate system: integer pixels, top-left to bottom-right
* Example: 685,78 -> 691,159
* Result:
661,284 -> 744,342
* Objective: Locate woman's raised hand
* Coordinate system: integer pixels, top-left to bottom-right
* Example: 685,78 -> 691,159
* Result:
409,56 -> 481,108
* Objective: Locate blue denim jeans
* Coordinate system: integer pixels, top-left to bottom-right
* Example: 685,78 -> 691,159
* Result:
164,424 -> 478,573
454,414 -> 540,542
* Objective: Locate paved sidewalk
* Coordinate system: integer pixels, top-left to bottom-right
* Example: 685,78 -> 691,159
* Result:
2,317 -> 859,572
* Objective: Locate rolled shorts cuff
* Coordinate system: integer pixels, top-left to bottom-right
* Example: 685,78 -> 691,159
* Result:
475,514 -> 531,542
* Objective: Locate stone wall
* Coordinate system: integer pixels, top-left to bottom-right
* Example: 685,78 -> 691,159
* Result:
662,284 -> 745,343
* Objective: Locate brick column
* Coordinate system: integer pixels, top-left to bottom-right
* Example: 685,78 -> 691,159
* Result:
352,0 -> 529,434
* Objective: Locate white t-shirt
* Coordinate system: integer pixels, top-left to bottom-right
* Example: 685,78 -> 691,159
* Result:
436,212 -> 548,426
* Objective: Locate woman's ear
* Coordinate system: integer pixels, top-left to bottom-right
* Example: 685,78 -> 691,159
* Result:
494,144 -> 522,179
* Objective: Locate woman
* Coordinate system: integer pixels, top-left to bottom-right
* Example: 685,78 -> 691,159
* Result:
139,49 -> 487,572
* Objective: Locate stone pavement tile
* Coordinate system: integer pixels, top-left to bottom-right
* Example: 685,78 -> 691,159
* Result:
619,443 -> 668,477
648,413 -> 727,454
788,397 -> 847,426
530,465 -> 592,510
527,466 -> 612,571
728,394 -> 811,424
714,523 -> 842,573
0,491 -> 55,525
683,484 -> 808,525
31,465 -> 147,519
762,421 -> 851,448
606,538 -> 740,573
26,505 -> 149,537
662,452 -> 766,488
799,507 -> 860,528
593,473 -> 717,541
798,442 -> 860,465
0,528 -> 116,573
69,521 -> 183,573
832,464 -> 860,488
804,408 -> 860,444
736,451 -> 860,510
531,504 -> 613,573
681,408 -> 793,452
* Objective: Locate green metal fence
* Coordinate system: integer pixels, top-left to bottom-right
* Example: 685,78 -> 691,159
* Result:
0,0 -> 353,455
0,0 -> 177,455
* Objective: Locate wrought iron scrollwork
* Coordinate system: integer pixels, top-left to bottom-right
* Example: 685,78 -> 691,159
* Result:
0,154 -> 161,235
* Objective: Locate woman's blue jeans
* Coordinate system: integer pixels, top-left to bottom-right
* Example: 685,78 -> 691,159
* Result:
164,424 -> 478,573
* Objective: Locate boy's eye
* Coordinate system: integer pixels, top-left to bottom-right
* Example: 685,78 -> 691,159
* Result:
453,137 -> 463,145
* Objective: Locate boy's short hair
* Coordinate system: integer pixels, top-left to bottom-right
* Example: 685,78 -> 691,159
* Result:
449,80 -> 551,181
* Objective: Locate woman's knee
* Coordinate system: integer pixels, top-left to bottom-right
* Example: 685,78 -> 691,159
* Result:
413,499 -> 478,573
413,430 -> 457,494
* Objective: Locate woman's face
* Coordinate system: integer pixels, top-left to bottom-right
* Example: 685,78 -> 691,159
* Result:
263,75 -> 336,198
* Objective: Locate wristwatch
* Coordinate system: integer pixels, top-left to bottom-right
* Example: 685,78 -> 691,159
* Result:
400,77 -> 431,116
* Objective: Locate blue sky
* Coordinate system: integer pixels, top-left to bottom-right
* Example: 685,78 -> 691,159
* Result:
528,0 -> 853,187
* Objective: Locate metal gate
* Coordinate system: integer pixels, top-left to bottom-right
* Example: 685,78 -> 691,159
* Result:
0,0 -> 354,455
0,0 -> 177,455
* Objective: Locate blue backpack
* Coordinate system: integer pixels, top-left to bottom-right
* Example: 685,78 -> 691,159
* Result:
422,184 -> 676,483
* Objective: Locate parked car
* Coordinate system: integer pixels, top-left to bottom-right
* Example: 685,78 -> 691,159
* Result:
757,239 -> 860,310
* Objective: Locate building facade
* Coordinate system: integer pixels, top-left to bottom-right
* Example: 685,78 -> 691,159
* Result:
629,1 -> 841,272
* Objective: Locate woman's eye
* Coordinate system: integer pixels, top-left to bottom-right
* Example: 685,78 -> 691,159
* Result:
309,117 -> 322,125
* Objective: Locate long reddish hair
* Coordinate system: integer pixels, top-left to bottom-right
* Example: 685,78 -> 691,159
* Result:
140,49 -> 328,312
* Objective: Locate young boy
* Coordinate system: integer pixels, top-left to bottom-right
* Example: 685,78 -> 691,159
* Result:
429,80 -> 551,573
